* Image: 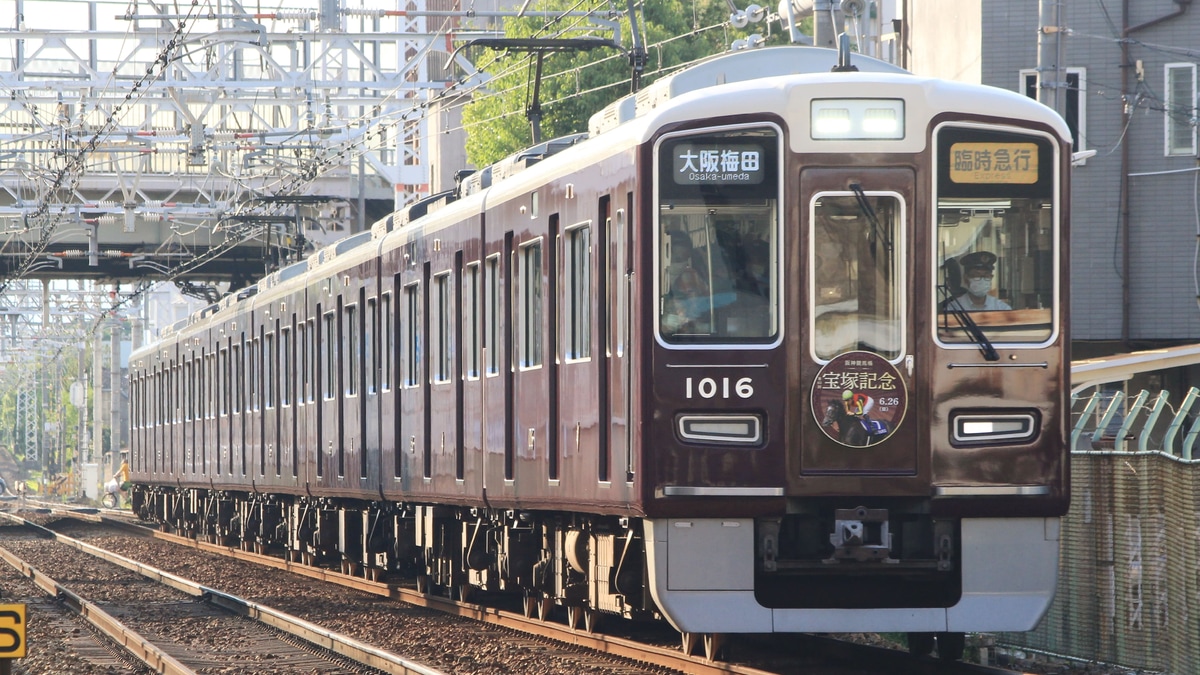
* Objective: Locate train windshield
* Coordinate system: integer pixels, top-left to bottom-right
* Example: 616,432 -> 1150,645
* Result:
655,126 -> 780,345
935,125 -> 1058,345
811,192 -> 904,361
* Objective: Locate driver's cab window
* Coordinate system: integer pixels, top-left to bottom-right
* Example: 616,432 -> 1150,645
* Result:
655,125 -> 780,345
935,125 -> 1058,345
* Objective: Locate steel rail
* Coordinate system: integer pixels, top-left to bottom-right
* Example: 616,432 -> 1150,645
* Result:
89,514 -> 781,675
0,509 -> 445,675
0,519 -> 195,674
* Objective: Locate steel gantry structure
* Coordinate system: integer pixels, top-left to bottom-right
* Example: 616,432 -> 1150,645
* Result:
0,0 -> 513,287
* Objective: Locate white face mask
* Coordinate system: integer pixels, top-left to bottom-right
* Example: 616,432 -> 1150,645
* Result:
967,277 -> 992,296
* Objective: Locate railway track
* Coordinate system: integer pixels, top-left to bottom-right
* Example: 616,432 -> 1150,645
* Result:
2,501 -> 1041,675
0,510 -> 441,674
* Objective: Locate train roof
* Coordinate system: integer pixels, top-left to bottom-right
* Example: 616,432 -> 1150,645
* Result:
589,45 -> 909,135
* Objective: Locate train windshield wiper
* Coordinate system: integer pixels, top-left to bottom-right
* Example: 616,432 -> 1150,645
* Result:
939,286 -> 999,361
849,183 -> 892,253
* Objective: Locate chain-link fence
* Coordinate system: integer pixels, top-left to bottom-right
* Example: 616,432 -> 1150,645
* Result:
1000,389 -> 1200,674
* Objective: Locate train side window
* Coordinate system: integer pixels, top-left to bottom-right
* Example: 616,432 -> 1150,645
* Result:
433,272 -> 453,384
404,282 -> 421,387
519,238 -> 544,369
810,192 -> 904,361
465,262 -> 481,379
485,254 -> 500,376
565,222 -> 592,361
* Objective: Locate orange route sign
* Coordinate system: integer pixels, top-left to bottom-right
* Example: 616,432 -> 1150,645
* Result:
0,604 -> 26,658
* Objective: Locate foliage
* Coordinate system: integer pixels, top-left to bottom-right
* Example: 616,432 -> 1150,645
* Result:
461,0 -> 790,167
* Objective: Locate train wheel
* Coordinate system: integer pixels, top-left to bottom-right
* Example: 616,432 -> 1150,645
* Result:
416,575 -> 429,594
681,632 -> 700,656
936,632 -> 965,661
703,633 -> 727,662
566,606 -> 581,630
522,594 -> 538,619
907,632 -> 934,657
583,609 -> 600,634
536,595 -> 554,621
455,583 -> 473,603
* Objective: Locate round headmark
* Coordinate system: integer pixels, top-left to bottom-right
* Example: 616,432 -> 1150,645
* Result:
812,351 -> 908,448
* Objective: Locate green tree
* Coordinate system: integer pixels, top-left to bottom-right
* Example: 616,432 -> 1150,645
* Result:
461,0 -> 786,167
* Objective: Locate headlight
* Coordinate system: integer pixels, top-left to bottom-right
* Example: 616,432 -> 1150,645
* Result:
677,414 -> 762,445
951,412 -> 1038,444
811,98 -> 905,140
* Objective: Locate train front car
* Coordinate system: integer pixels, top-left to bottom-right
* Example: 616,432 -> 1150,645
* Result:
637,49 -> 1069,659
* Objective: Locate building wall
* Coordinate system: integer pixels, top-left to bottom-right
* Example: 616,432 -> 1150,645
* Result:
982,0 -> 1200,344
906,0 -> 981,82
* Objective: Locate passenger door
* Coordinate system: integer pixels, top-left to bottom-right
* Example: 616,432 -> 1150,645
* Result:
799,167 -> 919,476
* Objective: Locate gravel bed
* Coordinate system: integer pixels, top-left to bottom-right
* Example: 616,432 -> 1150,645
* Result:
40,518 -> 678,675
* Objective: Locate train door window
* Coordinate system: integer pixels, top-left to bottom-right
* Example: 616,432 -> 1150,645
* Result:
615,207 -> 627,357
250,336 -> 259,412
232,343 -> 243,416
433,271 -> 453,384
465,262 -> 481,379
305,319 -> 315,403
265,332 -> 275,410
346,301 -> 359,397
565,222 -> 592,361
324,311 -> 337,400
381,292 -> 392,392
404,282 -> 421,387
485,254 -> 500,376
934,125 -> 1057,346
519,238 -> 544,369
184,361 -> 192,422
810,191 -> 905,361
281,326 -> 292,406
655,125 -> 781,345
366,296 -> 378,395
218,348 -> 228,416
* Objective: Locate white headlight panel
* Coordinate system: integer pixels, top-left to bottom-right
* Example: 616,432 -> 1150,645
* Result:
811,99 -> 905,140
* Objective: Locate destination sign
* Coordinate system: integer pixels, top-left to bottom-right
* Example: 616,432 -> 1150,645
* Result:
673,143 -> 765,185
949,142 -> 1039,184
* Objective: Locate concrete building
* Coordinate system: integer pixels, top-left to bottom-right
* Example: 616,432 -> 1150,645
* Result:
908,1 -> 1200,393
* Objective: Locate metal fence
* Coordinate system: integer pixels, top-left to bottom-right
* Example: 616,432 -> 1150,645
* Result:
1000,389 -> 1200,674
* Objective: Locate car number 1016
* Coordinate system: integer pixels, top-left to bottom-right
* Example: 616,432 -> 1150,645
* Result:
685,377 -> 754,399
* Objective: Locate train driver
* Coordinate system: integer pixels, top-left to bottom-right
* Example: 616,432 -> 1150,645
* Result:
946,250 -> 1011,311
662,231 -> 711,334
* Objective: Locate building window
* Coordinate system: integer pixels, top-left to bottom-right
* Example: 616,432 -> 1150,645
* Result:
1020,68 -> 1086,155
1165,63 -> 1197,156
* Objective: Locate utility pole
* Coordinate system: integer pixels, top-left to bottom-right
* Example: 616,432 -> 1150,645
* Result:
1037,0 -> 1066,120
813,0 -> 838,49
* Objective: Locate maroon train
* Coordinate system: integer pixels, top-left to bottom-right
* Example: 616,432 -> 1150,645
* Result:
130,45 -> 1071,661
